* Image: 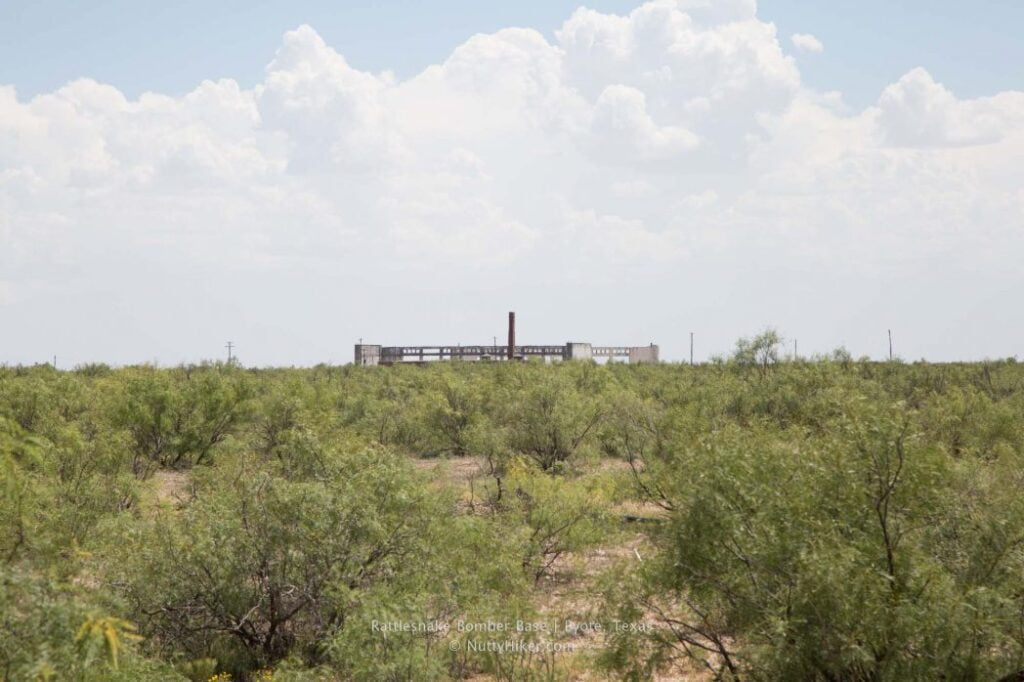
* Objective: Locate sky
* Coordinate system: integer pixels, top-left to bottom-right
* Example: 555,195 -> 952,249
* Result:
1,0 -> 1022,365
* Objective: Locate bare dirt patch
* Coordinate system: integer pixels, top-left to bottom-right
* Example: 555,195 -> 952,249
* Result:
413,455 -> 485,482
151,470 -> 191,507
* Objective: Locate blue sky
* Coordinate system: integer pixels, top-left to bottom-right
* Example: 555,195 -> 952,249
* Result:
3,0 -> 1023,107
1,0 -> 1022,365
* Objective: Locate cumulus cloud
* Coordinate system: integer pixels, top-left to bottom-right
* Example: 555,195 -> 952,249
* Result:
589,84 -> 700,162
1,2 -> 1022,363
875,67 -> 1024,147
791,33 -> 824,53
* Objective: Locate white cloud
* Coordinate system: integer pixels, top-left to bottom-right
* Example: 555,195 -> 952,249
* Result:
1,3 -> 1022,363
875,67 -> 1024,147
791,33 -> 824,53
589,84 -> 700,162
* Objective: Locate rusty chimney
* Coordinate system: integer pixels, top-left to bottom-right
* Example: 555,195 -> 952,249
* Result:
507,311 -> 515,360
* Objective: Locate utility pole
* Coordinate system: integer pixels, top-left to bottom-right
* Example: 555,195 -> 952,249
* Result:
226,341 -> 234,365
53,355 -> 57,369
793,339 -> 797,361
888,329 -> 893,361
690,332 -> 694,366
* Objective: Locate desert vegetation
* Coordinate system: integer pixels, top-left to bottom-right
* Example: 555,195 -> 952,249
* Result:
4,335 -> 1024,680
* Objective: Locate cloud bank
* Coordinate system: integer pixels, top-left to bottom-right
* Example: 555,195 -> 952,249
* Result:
1,0 -> 1022,364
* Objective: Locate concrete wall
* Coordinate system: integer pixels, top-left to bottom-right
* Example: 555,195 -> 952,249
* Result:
628,344 -> 659,364
354,344 -> 382,366
565,342 -> 593,361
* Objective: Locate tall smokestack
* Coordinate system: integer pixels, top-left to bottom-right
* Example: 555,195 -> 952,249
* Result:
507,311 -> 515,360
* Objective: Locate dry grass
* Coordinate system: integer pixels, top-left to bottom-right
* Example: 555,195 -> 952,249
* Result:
150,470 -> 192,507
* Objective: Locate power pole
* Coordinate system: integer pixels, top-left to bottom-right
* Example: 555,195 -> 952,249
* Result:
53,355 -> 57,369
793,339 -> 797,361
690,332 -> 694,366
226,341 -> 234,365
888,329 -> 893,361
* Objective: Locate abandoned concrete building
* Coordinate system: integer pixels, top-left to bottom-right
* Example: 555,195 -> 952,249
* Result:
354,312 -> 659,366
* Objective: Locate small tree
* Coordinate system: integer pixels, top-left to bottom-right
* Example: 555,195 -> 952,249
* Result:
505,465 -> 608,583
502,369 -> 605,473
109,447 -> 444,675
112,368 -> 253,476
732,329 -> 782,377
